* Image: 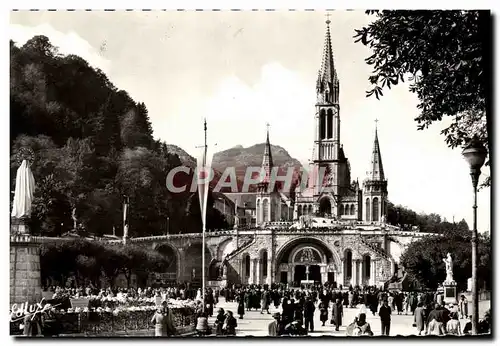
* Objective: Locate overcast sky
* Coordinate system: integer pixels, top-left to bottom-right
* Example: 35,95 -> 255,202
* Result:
9,10 -> 491,233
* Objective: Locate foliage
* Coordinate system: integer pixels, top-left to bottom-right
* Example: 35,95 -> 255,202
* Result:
386,201 -> 472,234
11,35 -> 225,237
400,231 -> 491,291
40,239 -> 174,288
354,10 -> 490,187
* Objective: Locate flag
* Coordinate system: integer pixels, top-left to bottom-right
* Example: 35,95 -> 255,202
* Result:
196,121 -> 213,229
123,200 -> 128,226
123,197 -> 129,238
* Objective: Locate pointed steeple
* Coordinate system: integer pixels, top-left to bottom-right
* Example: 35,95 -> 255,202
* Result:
316,17 -> 339,104
367,122 -> 385,181
261,123 -> 273,183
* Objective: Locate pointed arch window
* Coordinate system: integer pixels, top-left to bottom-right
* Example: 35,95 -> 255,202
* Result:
262,251 -> 268,277
256,200 -> 260,223
350,204 -> 355,216
319,109 -> 326,140
345,250 -> 353,278
244,255 -> 250,277
372,197 -> 379,222
339,204 -> 344,215
365,198 -> 370,221
263,199 -> 269,222
327,109 -> 333,139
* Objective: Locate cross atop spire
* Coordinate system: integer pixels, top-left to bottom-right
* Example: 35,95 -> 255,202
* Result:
325,12 -> 331,24
367,122 -> 385,181
316,16 -> 339,104
261,123 -> 274,185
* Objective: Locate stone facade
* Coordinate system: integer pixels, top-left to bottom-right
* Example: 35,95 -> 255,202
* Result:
126,225 -> 433,288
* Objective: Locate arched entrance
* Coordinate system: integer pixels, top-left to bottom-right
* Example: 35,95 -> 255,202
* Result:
275,237 -> 341,287
184,243 -> 211,287
319,198 -> 331,216
292,247 -> 322,283
155,244 -> 178,285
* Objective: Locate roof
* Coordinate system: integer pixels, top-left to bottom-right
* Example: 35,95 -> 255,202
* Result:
366,128 -> 385,181
261,127 -> 273,184
317,20 -> 338,88
223,192 -> 257,209
213,191 -> 236,208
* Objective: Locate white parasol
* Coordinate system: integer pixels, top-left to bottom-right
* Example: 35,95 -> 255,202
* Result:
11,159 -> 35,218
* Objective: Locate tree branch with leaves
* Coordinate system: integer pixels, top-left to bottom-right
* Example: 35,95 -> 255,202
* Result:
354,10 -> 491,187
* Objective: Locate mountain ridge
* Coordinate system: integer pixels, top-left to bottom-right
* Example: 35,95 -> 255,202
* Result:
166,143 -> 303,193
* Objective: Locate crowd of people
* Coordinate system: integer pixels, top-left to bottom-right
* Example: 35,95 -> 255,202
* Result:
22,283 -> 491,337
210,283 -> 492,337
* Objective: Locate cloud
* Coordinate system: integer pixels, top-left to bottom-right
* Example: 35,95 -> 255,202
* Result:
200,62 -> 314,160
10,23 -> 111,74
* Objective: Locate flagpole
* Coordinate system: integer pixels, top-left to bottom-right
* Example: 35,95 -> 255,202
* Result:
202,119 -> 207,314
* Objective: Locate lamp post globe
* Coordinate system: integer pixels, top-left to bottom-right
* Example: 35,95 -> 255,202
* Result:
461,136 -> 487,335
462,137 -> 488,184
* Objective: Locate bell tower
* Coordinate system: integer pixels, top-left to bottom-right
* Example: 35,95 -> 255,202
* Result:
311,17 -> 341,196
363,121 -> 388,223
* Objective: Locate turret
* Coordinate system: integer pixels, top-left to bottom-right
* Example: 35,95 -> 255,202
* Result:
363,122 -> 388,223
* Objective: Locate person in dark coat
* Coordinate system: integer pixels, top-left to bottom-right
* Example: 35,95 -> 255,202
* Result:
413,302 -> 425,335
244,290 -> 251,311
283,320 -> 308,336
223,311 -> 237,336
331,298 -> 343,331
261,289 -> 271,314
318,301 -> 329,326
369,293 -> 378,316
252,290 -> 261,310
22,312 -> 42,337
409,293 -> 418,315
293,303 -> 304,326
214,308 -> 226,335
426,303 -> 450,326
268,312 -> 285,336
378,300 -> 392,336
272,290 -> 281,309
206,290 -> 215,317
303,296 -> 315,332
237,294 -> 245,319
281,299 -> 291,325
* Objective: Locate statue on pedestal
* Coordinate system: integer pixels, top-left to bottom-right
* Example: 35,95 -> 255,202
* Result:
443,253 -> 454,283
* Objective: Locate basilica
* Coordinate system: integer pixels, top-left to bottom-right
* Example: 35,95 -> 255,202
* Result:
223,18 -> 387,229
210,19 -> 402,289
125,20 -> 427,290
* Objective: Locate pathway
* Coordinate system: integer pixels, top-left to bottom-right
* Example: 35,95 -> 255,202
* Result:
208,298 -> 491,337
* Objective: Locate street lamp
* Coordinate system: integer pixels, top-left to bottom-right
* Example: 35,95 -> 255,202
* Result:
462,136 -> 487,336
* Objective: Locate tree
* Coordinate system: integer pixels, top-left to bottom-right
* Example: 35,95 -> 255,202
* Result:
10,36 -> 194,238
120,103 -> 154,150
40,240 -> 174,289
56,138 -> 98,231
386,201 -> 470,234
400,232 -> 491,291
354,10 -> 490,187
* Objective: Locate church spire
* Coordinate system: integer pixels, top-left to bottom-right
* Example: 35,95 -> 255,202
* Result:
261,123 -> 273,184
367,120 -> 385,181
316,15 -> 339,104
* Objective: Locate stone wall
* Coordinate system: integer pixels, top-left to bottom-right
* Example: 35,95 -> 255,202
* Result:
10,242 -> 42,305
